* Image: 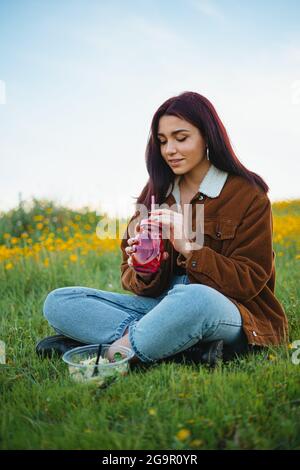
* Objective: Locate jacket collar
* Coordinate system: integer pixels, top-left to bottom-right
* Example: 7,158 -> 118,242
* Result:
166,163 -> 229,203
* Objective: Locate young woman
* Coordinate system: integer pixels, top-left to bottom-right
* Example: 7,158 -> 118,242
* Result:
37,91 -> 289,366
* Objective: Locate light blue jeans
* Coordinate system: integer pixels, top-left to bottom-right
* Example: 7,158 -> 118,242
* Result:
43,274 -> 249,363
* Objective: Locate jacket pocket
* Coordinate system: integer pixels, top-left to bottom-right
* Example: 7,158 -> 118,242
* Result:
204,217 -> 238,252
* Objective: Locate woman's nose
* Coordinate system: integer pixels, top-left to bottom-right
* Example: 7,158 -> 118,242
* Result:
165,142 -> 177,154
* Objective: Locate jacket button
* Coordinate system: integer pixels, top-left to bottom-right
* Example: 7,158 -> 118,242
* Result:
216,231 -> 222,238
252,331 -> 257,337
198,194 -> 204,201
191,261 -> 197,268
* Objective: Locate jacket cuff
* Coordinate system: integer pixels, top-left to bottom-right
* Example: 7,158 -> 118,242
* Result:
122,265 -> 165,297
135,271 -> 157,285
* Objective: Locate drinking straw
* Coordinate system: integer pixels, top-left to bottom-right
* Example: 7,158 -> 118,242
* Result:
151,194 -> 155,213
92,343 -> 102,377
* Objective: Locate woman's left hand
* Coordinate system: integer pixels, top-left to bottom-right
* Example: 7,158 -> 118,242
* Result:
148,208 -> 192,258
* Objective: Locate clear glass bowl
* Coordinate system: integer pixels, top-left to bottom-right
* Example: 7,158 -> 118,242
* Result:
62,344 -> 134,385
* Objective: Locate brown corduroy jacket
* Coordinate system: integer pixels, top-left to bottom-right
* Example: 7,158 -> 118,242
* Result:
120,164 -> 289,347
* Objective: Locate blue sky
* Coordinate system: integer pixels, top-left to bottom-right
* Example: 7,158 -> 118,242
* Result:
0,0 -> 300,217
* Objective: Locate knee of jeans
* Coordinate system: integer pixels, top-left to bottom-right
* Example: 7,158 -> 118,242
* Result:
168,283 -> 238,323
43,287 -> 84,323
43,289 -> 62,326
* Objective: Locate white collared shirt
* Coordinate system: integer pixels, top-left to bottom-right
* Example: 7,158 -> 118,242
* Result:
166,163 -> 229,204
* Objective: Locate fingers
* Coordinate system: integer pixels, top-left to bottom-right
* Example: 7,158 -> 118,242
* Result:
127,237 -> 139,246
126,234 -> 140,262
125,245 -> 137,256
127,251 -> 169,267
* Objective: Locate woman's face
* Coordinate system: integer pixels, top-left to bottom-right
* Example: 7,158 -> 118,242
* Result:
157,115 -> 207,175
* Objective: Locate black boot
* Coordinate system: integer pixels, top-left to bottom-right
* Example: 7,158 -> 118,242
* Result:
36,334 -> 87,358
160,339 -> 224,368
199,340 -> 224,367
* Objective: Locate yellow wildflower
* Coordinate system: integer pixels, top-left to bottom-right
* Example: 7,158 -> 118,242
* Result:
5,262 -> 13,270
36,223 -> 43,230
44,258 -> 49,267
11,237 -> 18,245
190,439 -> 203,448
69,254 -> 77,262
148,408 -> 157,416
176,428 -> 191,441
268,354 -> 276,361
3,233 -> 11,239
178,392 -> 190,398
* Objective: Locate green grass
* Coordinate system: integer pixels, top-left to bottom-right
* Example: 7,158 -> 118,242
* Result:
0,209 -> 300,450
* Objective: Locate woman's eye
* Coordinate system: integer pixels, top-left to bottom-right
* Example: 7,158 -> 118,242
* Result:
159,137 -> 187,145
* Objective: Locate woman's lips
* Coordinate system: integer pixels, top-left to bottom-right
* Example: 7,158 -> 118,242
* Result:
169,159 -> 184,166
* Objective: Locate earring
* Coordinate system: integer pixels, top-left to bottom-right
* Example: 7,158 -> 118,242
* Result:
206,146 -> 210,160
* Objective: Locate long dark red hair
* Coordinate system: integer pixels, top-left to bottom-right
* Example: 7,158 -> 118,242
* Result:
134,91 -> 269,211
